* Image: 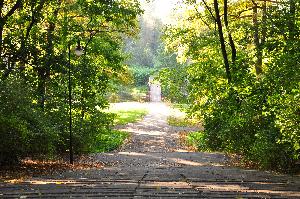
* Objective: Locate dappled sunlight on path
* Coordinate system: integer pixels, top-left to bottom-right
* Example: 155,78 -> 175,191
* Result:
115,102 -> 198,153
1,102 -> 300,198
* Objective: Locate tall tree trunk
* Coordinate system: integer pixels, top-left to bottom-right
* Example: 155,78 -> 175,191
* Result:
0,23 -> 4,69
214,0 -> 231,83
0,1 -> 4,58
39,3 -> 60,110
224,0 -> 236,65
288,0 -> 296,40
253,1 -> 263,75
37,69 -> 46,111
261,0 -> 267,45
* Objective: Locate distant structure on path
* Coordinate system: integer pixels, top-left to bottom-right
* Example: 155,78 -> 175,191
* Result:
149,76 -> 161,102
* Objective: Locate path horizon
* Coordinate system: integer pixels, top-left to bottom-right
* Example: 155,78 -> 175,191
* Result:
1,102 -> 300,198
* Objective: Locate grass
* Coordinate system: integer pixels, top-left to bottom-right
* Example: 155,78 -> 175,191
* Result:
113,109 -> 148,125
171,103 -> 189,112
186,131 -> 208,151
168,103 -> 202,128
93,130 -> 129,152
106,105 -> 148,125
94,105 -> 148,152
167,116 -> 200,127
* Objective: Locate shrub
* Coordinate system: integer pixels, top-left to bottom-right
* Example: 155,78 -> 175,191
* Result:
93,130 -> 129,152
0,79 -> 58,165
200,83 -> 299,171
129,65 -> 156,86
186,132 -> 209,151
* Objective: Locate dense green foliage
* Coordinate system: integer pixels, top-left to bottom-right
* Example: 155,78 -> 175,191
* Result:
0,78 -> 58,164
186,132 -> 208,151
129,66 -> 156,86
0,0 -> 142,164
167,116 -> 199,128
93,130 -> 129,152
160,0 -> 300,171
157,63 -> 189,102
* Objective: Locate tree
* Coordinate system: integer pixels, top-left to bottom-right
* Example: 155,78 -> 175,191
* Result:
0,0 -> 142,164
160,0 -> 300,171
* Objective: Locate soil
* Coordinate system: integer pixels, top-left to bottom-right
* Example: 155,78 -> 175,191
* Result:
0,102 -> 299,198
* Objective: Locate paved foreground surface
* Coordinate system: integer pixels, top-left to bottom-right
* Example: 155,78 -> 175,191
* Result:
1,102 -> 300,198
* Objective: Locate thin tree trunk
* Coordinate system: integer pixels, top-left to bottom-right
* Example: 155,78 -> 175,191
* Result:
0,0 -> 21,70
0,24 -> 4,69
37,68 -> 46,111
253,1 -> 263,75
224,0 -> 236,65
261,0 -> 267,45
288,0 -> 296,40
214,0 -> 231,83
39,2 -> 60,110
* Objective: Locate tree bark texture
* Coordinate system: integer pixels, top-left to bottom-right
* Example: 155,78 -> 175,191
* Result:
288,0 -> 296,40
224,0 -> 237,65
253,1 -> 263,75
214,0 -> 231,83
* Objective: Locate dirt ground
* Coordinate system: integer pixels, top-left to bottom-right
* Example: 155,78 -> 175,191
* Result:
0,102 -> 299,198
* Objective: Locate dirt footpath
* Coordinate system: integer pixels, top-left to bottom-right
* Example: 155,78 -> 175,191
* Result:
0,102 -> 299,198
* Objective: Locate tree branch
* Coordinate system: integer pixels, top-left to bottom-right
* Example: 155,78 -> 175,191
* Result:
194,6 -> 212,30
214,0 -> 231,83
4,0 -> 22,20
257,0 -> 287,4
201,0 -> 216,22
0,0 -> 4,17
224,0 -> 236,64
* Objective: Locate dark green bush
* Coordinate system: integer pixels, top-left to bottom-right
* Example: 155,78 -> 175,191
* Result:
200,82 -> 299,171
0,79 -> 58,165
72,111 -> 115,154
129,65 -> 155,86
93,130 -> 129,152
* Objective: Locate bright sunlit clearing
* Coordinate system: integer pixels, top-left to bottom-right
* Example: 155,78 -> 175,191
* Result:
140,0 -> 181,24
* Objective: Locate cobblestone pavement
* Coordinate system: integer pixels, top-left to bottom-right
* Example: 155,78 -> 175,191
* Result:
1,102 -> 300,198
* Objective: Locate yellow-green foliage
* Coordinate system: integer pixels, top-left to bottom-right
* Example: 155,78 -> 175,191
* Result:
167,116 -> 199,128
161,0 -> 300,172
93,130 -> 129,152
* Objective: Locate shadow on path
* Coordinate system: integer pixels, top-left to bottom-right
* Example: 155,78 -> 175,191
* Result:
1,102 -> 300,198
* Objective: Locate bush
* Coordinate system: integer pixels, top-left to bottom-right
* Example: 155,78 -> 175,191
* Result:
93,130 -> 129,152
107,85 -> 148,102
129,65 -> 156,86
0,79 -> 58,165
186,132 -> 209,151
72,111 -> 115,154
157,65 -> 189,103
200,83 -> 299,171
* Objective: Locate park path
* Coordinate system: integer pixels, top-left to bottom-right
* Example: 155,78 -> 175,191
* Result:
1,102 -> 300,198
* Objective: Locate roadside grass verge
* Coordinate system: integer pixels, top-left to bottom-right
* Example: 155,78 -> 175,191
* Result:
185,131 -> 209,151
105,104 -> 148,125
95,104 -> 148,152
113,109 -> 148,125
184,132 -> 270,171
167,116 -> 200,127
93,130 -> 129,152
167,103 -> 202,128
171,103 -> 189,112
